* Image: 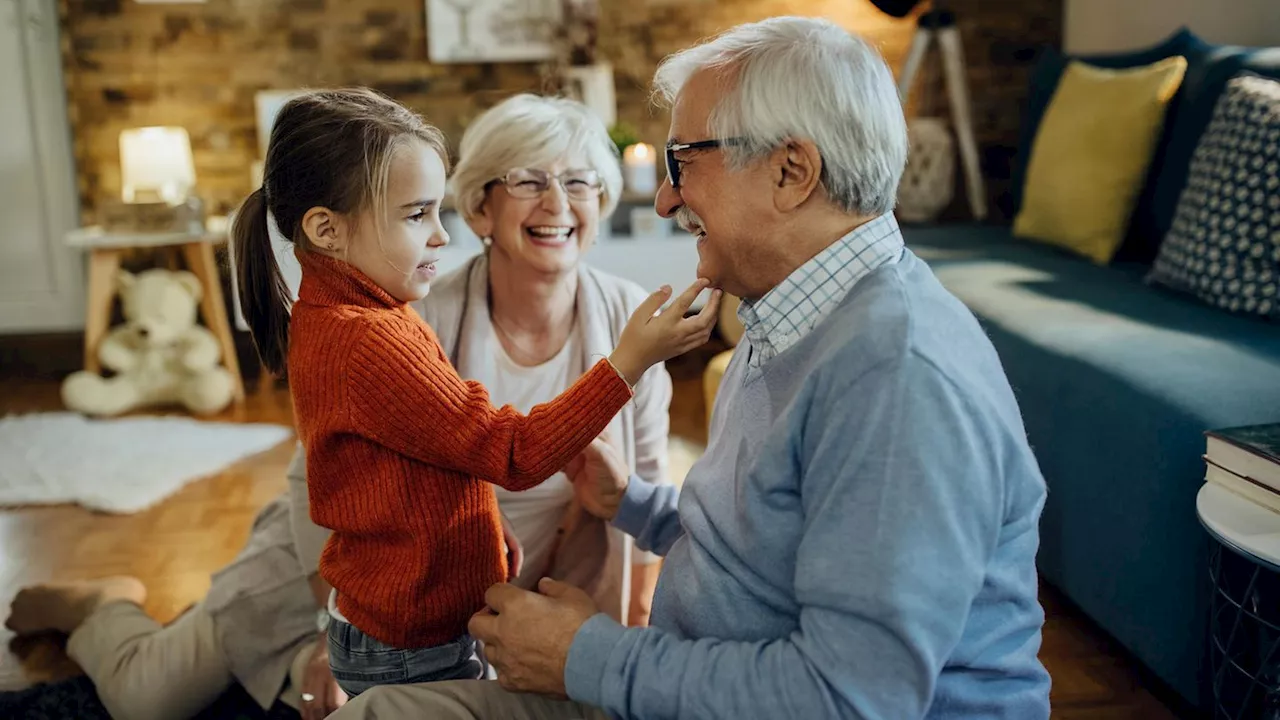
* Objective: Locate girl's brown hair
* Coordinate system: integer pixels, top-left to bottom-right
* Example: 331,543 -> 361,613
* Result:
232,88 -> 448,375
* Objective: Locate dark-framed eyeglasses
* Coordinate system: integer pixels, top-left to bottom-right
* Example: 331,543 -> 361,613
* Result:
664,137 -> 746,189
492,168 -> 602,201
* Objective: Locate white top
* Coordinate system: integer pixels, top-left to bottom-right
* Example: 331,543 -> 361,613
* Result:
1197,481 -> 1280,571
473,320 -> 585,583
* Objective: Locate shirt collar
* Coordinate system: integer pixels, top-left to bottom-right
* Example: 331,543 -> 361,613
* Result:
737,213 -> 904,366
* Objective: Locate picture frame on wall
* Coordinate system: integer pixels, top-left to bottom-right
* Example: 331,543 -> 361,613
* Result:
562,63 -> 616,128
254,89 -> 309,159
426,0 -> 562,63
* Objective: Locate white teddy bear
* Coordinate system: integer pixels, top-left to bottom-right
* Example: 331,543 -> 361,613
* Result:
62,268 -> 236,416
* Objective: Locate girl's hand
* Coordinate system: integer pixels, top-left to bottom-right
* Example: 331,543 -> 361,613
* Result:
299,639 -> 347,720
609,280 -> 722,386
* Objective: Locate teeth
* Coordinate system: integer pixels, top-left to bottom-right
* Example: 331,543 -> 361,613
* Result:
527,226 -> 572,238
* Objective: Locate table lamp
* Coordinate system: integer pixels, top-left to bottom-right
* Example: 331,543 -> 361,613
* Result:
119,126 -> 196,206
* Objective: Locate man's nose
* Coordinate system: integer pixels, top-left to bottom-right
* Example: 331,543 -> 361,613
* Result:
654,176 -> 681,218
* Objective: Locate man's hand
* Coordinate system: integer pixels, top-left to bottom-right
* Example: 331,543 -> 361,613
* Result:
468,578 -> 600,697
299,637 -> 347,720
566,436 -> 630,521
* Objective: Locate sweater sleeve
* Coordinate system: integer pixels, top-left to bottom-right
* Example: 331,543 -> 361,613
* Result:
612,475 -> 684,557
347,315 -> 634,492
565,353 -> 1010,719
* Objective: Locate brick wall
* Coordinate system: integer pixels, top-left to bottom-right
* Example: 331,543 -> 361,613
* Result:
58,0 -> 1060,223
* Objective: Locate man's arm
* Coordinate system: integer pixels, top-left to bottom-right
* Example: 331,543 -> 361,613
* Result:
627,360 -> 673,621
567,354 -> 1007,719
612,477 -> 684,557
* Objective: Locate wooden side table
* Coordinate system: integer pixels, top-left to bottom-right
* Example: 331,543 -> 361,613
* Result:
65,226 -> 246,404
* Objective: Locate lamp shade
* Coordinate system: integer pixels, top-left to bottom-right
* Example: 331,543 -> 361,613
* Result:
119,126 -> 196,205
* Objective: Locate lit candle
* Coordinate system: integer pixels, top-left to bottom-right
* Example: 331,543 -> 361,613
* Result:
623,143 -> 657,196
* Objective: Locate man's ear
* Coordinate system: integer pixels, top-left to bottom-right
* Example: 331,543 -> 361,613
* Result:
300,206 -> 345,253
772,138 -> 824,212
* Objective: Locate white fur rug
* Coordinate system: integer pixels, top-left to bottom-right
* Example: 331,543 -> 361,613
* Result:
0,412 -> 293,513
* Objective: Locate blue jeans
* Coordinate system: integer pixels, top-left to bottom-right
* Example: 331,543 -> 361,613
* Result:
326,619 -> 486,697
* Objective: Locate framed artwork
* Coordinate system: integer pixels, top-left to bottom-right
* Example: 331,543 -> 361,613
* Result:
254,89 -> 309,159
426,0 -> 562,63
562,63 -> 616,128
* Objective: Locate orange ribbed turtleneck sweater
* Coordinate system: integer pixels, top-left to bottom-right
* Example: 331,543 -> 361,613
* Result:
288,251 -> 633,648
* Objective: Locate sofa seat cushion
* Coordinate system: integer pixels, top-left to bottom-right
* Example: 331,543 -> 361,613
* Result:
906,225 -> 1280,420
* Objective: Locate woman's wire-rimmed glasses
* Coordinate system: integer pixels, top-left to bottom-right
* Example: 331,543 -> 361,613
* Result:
493,168 -> 602,201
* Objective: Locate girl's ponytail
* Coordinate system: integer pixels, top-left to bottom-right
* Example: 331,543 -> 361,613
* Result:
232,187 -> 291,376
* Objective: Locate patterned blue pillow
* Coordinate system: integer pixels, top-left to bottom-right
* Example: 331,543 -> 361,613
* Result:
1147,72 -> 1280,321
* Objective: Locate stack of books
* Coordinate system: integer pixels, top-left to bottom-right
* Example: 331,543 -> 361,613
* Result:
1204,423 -> 1280,513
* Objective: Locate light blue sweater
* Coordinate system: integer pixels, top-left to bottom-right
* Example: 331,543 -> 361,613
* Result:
565,250 -> 1052,719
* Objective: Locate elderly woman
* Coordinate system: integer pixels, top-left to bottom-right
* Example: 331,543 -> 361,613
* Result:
417,92 -> 671,624
5,92 -> 670,720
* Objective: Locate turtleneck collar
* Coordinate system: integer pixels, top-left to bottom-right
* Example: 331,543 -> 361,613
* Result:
295,249 -> 406,310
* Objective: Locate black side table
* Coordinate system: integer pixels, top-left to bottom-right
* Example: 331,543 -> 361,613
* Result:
1198,482 -> 1280,719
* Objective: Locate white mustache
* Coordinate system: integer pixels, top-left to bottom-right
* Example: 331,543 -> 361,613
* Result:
675,206 -> 706,235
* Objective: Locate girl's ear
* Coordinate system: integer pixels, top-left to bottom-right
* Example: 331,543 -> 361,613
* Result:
301,206 -> 345,253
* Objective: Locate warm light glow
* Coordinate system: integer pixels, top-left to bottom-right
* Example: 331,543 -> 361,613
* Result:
623,143 -> 657,195
119,126 -> 196,205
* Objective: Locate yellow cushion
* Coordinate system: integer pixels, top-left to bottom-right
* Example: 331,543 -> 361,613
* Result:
702,348 -> 735,430
1013,56 -> 1187,264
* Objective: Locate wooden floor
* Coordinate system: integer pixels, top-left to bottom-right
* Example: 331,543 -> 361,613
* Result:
0,350 -> 1186,717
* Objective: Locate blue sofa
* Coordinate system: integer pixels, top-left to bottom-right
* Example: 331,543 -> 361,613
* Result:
903,28 -> 1280,712
904,225 -> 1280,710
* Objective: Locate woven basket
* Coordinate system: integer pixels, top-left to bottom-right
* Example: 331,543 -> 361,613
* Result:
897,117 -> 955,223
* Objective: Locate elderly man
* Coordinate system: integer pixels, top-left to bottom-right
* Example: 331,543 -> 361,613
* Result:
333,15 -> 1051,720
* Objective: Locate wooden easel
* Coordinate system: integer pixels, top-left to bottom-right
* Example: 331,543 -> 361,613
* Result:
896,9 -> 987,220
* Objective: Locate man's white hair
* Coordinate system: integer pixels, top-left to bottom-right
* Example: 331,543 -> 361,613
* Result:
653,16 -> 908,217
449,93 -> 623,227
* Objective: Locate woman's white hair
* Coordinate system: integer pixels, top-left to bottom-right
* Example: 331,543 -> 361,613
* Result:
653,16 -> 908,217
449,93 -> 624,227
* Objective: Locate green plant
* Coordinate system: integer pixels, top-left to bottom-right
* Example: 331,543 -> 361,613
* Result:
608,122 -> 641,155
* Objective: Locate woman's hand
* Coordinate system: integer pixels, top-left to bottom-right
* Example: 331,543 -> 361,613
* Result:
501,512 -> 524,579
609,280 -> 721,386
566,436 -> 630,521
299,639 -> 347,720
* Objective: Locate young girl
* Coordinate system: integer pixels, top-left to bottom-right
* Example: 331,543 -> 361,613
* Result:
230,88 -> 720,697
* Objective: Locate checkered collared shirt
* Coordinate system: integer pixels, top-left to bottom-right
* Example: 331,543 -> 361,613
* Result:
738,213 -> 905,368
